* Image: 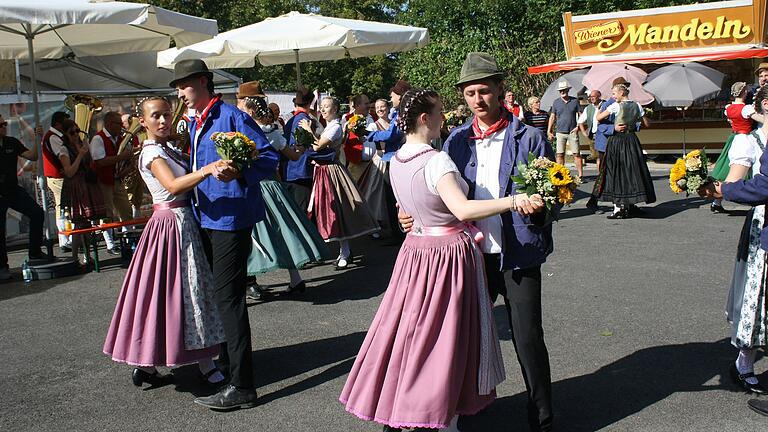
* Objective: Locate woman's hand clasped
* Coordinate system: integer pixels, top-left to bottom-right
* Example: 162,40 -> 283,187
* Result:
512,193 -> 545,216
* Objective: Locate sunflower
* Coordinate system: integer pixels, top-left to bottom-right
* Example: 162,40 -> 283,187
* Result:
669,159 -> 686,182
557,186 -> 574,204
548,164 -> 572,186
669,178 -> 683,194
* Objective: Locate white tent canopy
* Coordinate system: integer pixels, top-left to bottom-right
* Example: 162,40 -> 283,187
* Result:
12,53 -> 239,96
157,11 -> 429,87
0,0 -> 218,60
0,0 -> 219,251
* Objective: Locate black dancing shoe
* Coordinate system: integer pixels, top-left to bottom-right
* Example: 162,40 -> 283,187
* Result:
382,426 -> 402,432
285,281 -> 306,294
748,398 -> 768,417
132,368 -> 173,387
194,384 -> 258,411
711,203 -> 727,213
730,364 -> 768,394
606,209 -> 629,220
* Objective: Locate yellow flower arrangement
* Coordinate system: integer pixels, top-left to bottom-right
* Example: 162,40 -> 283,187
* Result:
548,164 -> 572,186
511,153 -> 581,212
211,131 -> 258,171
669,149 -> 709,194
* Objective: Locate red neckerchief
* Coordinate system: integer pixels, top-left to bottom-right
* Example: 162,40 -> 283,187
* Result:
470,111 -> 509,140
292,107 -> 309,116
194,94 -> 222,131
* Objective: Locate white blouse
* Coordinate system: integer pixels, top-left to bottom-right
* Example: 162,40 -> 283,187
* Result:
321,118 -> 343,148
604,101 -> 645,116
139,141 -> 189,204
396,144 -> 460,195
730,128 -> 765,175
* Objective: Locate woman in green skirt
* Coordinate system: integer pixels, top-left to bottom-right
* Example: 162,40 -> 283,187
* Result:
237,93 -> 332,294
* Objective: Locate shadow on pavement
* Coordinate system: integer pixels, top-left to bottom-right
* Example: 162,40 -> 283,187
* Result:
171,332 -> 365,399
460,338 -> 739,432
0,269 -> 88,301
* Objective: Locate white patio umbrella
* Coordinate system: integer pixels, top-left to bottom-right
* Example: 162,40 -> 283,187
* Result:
0,0 -> 217,251
157,11 -> 429,88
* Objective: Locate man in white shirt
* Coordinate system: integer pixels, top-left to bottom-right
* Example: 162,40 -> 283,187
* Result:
89,111 -> 132,254
41,111 -> 72,252
577,90 -> 603,170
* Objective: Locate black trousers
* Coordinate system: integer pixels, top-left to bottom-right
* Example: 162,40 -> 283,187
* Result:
0,185 -> 44,269
201,227 -> 254,389
484,254 -> 553,432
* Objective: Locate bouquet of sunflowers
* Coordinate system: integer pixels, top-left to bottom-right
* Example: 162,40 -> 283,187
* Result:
669,149 -> 710,194
210,132 -> 258,171
293,126 -> 315,149
345,114 -> 368,137
511,153 -> 581,211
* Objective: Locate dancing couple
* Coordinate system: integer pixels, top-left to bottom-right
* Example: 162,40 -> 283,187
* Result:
103,60 -> 279,411
341,52 -> 556,432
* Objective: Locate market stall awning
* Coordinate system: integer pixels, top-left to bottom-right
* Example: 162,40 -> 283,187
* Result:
528,44 -> 768,74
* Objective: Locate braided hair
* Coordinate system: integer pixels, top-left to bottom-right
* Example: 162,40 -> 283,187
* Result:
396,88 -> 440,135
754,84 -> 768,114
242,96 -> 273,122
135,96 -> 170,118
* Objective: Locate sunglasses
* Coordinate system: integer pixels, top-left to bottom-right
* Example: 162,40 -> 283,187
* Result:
0,122 -> 7,127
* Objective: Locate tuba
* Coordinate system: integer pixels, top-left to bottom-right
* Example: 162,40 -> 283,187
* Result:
64,94 -> 102,141
115,115 -> 144,185
171,98 -> 190,153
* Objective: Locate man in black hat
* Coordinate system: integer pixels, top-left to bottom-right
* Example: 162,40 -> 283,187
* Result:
169,59 -> 280,410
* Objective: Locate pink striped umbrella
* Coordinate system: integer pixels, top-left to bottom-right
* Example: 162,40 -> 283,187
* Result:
581,63 -> 655,105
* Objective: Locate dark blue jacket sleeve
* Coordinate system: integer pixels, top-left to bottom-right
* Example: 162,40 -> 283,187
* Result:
722,147 -> 768,205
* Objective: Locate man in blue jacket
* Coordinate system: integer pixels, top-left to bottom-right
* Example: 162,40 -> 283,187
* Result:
401,52 -> 554,431
170,59 -> 279,410
283,88 -> 317,211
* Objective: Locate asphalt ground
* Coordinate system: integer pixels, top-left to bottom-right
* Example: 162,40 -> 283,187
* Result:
1,163 -> 766,431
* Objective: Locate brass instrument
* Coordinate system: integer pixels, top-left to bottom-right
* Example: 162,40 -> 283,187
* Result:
171,99 -> 190,153
115,116 -> 144,184
64,94 -> 102,141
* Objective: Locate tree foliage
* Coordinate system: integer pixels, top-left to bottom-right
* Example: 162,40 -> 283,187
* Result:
153,0 -> 718,105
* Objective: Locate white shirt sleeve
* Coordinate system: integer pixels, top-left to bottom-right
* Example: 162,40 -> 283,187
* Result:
728,134 -> 757,168
605,102 -> 621,115
577,110 -> 588,124
140,145 -> 167,170
89,135 -> 106,161
424,151 -> 461,195
742,104 -> 756,119
48,134 -> 66,157
321,121 -> 343,143
636,102 -> 645,117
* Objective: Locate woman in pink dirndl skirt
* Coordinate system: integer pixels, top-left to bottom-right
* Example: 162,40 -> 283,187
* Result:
103,97 -> 228,388
340,89 -> 542,430
298,96 -> 379,269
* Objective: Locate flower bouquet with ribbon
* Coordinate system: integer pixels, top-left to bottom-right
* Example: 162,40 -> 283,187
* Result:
210,131 -> 257,171
669,149 -> 710,194
345,114 -> 368,137
293,126 -> 315,149
511,152 -> 581,211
